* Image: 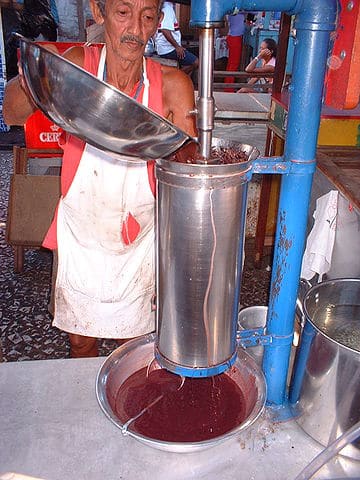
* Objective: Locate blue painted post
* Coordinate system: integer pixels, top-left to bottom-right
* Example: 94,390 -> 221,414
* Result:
262,6 -> 338,405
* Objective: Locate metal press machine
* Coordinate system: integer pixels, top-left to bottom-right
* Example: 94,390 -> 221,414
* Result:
186,0 -> 339,407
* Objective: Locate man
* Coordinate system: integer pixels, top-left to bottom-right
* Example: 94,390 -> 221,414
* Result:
3,0 -> 197,358
155,1 -> 198,76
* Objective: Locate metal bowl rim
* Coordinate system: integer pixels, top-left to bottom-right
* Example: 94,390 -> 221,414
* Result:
303,278 -> 360,355
157,139 -> 260,174
18,34 -> 185,130
17,34 -> 192,160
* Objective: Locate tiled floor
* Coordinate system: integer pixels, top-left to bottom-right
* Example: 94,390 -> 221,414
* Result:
0,125 -> 272,362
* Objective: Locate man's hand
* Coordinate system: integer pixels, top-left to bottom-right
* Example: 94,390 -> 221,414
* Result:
159,29 -> 186,59
175,45 -> 186,59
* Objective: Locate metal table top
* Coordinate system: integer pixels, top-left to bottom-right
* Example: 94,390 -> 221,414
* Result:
1,357 -> 359,480
197,92 -> 271,121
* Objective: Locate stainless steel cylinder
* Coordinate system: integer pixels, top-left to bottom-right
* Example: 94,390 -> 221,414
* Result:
155,139 -> 259,377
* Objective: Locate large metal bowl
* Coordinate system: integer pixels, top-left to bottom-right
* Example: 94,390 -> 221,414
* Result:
96,333 -> 266,453
17,34 -> 192,160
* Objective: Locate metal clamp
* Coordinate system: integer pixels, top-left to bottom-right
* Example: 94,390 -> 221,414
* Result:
155,348 -> 238,378
237,329 -> 294,348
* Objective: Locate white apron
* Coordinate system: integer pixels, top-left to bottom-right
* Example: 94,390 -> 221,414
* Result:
53,48 -> 155,338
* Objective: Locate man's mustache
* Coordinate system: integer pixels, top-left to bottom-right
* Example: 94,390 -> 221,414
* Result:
120,35 -> 145,46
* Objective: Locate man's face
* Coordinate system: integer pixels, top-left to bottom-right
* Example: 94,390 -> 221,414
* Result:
101,0 -> 161,62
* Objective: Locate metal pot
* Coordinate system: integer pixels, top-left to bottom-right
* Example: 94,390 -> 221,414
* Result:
290,278 -> 360,460
238,306 -> 268,366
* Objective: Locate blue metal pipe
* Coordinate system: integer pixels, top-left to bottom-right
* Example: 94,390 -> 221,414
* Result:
190,0 -> 338,26
190,0 -> 338,405
190,0 -> 298,27
288,320 -> 316,404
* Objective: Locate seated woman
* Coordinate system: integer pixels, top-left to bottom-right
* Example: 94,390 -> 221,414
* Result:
237,38 -> 277,93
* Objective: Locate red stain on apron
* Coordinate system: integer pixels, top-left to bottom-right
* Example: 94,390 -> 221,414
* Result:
122,212 -> 141,245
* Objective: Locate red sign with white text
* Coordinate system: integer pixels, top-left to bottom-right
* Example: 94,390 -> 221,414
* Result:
23,42 -> 103,151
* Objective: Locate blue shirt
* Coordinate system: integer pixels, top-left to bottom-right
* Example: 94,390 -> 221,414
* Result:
228,13 -> 245,37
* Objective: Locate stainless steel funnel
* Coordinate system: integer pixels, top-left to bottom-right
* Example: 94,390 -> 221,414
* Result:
155,138 -> 259,377
17,34 -> 193,160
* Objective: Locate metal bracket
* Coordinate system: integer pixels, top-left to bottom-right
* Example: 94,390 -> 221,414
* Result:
251,156 -> 290,175
237,328 -> 294,348
249,156 -> 317,179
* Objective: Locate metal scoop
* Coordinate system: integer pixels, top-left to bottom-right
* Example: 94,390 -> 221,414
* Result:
17,34 -> 194,161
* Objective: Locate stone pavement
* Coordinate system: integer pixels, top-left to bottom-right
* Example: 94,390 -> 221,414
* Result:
0,126 -> 25,150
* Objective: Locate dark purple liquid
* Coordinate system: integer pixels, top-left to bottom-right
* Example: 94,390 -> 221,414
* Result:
112,367 -> 247,442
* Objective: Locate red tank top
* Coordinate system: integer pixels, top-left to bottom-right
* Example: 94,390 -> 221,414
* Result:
43,47 -> 163,250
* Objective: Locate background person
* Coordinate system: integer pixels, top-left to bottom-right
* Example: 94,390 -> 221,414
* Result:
237,38 -> 277,93
19,0 -> 58,41
3,0 -> 197,358
223,12 -> 245,92
2,0 -> 58,80
155,1 -> 198,77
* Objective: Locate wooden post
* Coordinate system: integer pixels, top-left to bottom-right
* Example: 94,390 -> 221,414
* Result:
76,0 -> 86,42
273,13 -> 291,93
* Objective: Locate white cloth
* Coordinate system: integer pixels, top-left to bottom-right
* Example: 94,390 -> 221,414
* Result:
326,195 -> 360,279
265,57 -> 276,67
155,1 -> 181,55
215,37 -> 228,59
301,190 -> 338,281
53,47 -> 155,338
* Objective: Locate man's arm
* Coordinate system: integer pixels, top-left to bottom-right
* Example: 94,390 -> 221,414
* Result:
244,49 -> 275,87
159,29 -> 186,59
3,76 -> 36,126
161,65 -> 197,137
3,43 -> 61,126
3,45 -> 84,126
245,49 -> 275,74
